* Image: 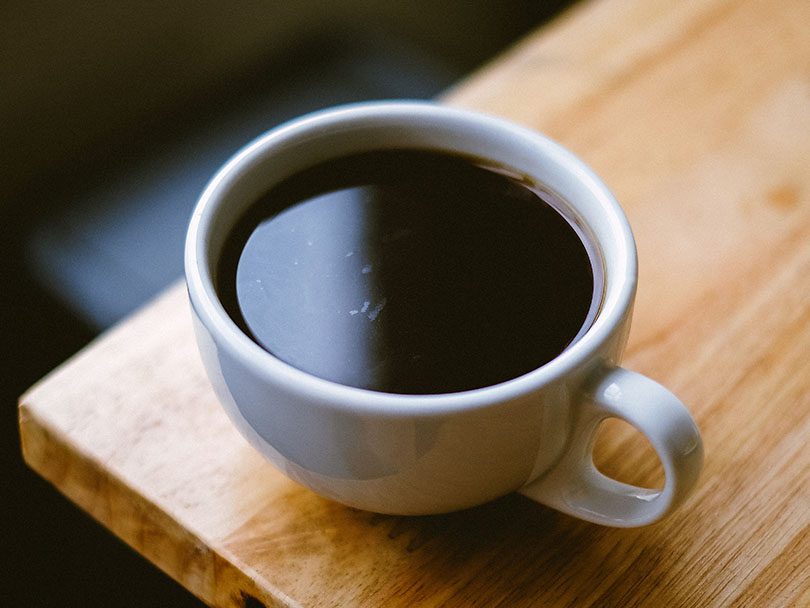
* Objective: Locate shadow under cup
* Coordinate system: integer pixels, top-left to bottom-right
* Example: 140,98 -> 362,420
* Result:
211,146 -> 606,396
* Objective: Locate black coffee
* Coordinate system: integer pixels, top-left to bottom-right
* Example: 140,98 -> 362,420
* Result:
217,149 -> 597,394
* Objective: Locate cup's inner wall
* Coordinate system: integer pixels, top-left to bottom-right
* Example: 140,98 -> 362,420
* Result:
196,111 -> 626,395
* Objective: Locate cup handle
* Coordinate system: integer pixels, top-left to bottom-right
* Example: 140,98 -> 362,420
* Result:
519,366 -> 703,527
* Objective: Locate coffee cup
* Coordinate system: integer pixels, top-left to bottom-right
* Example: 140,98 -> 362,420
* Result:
185,101 -> 703,527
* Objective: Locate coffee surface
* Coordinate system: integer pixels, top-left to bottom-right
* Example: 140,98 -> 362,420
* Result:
217,149 -> 596,394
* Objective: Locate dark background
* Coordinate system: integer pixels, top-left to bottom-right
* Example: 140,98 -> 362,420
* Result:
1,2 -> 572,605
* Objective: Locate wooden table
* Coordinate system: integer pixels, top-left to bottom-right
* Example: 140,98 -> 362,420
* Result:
19,0 -> 810,605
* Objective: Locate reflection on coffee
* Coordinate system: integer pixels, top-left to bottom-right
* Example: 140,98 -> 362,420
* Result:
217,149 -> 597,394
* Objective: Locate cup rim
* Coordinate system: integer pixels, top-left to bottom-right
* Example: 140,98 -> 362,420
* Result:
185,100 -> 637,416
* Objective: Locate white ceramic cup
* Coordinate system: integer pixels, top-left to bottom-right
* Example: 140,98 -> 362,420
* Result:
185,101 -> 703,527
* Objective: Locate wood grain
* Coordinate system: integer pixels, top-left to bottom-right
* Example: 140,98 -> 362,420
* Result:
19,0 -> 810,605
